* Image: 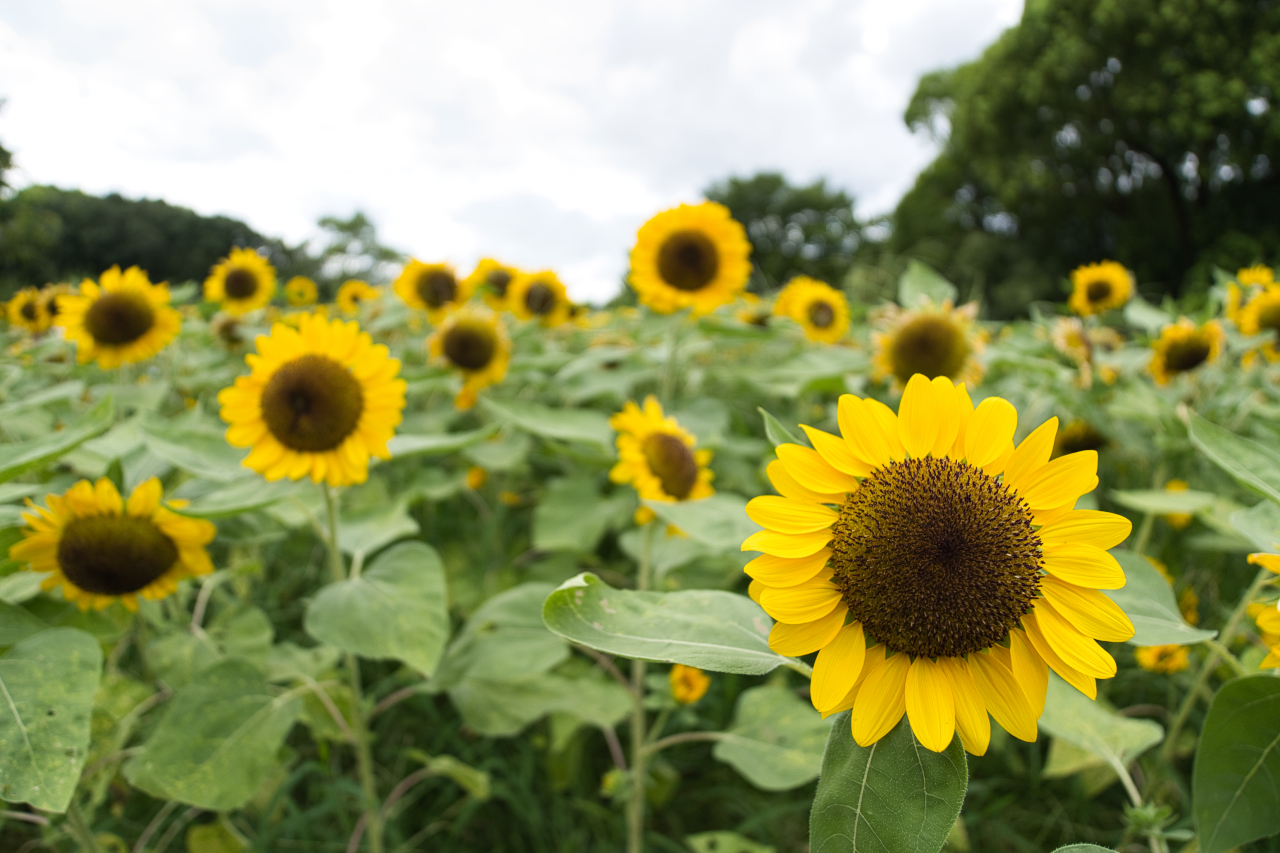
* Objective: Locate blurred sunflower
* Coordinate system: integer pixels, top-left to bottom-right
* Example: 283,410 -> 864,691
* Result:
59,266 -> 181,368
1226,265 -> 1274,324
1162,479 -> 1193,530
773,276 -> 849,343
284,276 -> 318,307
1068,261 -> 1132,316
1134,645 -> 1189,673
872,300 -> 983,388
7,287 -> 51,334
427,304 -> 511,410
39,283 -> 75,323
743,375 -> 1133,754
204,247 -> 276,315
464,259 -> 521,311
1238,283 -> 1280,364
735,293 -> 772,327
508,271 -> 572,327
628,202 -> 751,315
610,396 -> 714,524
1149,318 -> 1223,385
669,664 -> 710,704
1251,604 -> 1280,668
337,280 -> 381,315
394,260 -> 468,321
9,477 -> 215,612
218,312 -> 406,486
1052,421 -> 1108,458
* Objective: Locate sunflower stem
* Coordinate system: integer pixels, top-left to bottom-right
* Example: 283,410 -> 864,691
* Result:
659,317 -> 682,408
627,523 -> 656,853
64,800 -> 104,853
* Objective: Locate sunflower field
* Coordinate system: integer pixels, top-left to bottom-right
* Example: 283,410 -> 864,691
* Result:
1,200 -> 1279,853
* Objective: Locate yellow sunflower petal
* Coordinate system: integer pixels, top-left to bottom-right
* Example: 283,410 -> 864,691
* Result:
776,444 -> 860,495
1249,553 -> 1280,574
766,460 -> 846,504
126,478 -> 163,517
851,652 -> 910,747
1040,577 -> 1135,642
759,576 -> 842,624
1022,611 -> 1098,699
801,425 -> 873,478
1039,510 -> 1132,551
942,657 -> 990,756
1002,417 -> 1058,484
1031,600 -> 1117,678
964,397 -> 1017,468
748,579 -> 764,603
968,651 -> 1038,742
1042,543 -> 1127,590
768,605 -> 847,656
744,550 -> 832,587
741,529 -> 831,558
1017,451 -> 1098,510
1009,629 -> 1049,717
898,374 -> 941,458
811,623 -> 866,714
838,396 -> 904,467
745,495 -> 838,535
93,478 -> 124,515
905,657 -> 956,752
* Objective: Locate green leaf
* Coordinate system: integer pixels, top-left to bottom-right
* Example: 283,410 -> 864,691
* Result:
185,821 -> 247,853
385,426 -> 498,460
0,627 -> 102,812
1193,674 -> 1280,853
1051,846 -> 1118,853
1105,551 -> 1216,646
1038,673 -> 1163,769
304,542 -> 449,675
809,714 -> 968,853
447,668 -> 630,737
644,493 -> 762,554
686,831 -> 776,853
177,477 -> 292,518
0,601 -> 48,645
0,396 -> 113,484
1110,488 -> 1217,515
1122,296 -> 1172,334
533,476 -> 632,552
415,753 -> 491,800
758,407 -> 804,449
338,499 -> 419,564
124,659 -> 301,811
479,397 -> 613,450
433,583 -> 568,691
0,380 -> 85,418
1189,413 -> 1280,505
138,418 -> 248,483
542,573 -> 789,675
1229,500 -> 1280,553
712,684 -> 830,791
898,259 -> 958,308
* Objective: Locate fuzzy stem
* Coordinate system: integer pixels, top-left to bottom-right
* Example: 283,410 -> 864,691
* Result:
626,523 -> 655,853
64,801 -> 103,853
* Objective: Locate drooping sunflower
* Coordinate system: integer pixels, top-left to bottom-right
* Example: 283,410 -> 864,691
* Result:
610,396 -> 715,524
743,374 -> 1134,754
9,477 -> 215,612
1238,284 -> 1280,364
464,258 -> 521,311
7,287 -> 51,334
508,271 -> 572,327
1068,261 -> 1132,316
1149,318 -> 1224,385
284,276 -> 319,307
773,276 -> 850,343
336,280 -> 381,315
58,266 -> 182,368
629,202 -> 751,315
218,312 -> 407,486
204,247 -> 277,315
427,304 -> 511,410
393,260 -> 470,322
872,300 -> 983,388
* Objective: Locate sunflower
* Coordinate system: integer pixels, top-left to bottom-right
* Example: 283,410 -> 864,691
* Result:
393,260 -> 470,321
58,266 -> 181,368
284,276 -> 318,307
743,374 -> 1134,754
773,277 -> 850,343
7,287 -> 51,334
1162,479 -> 1193,530
218,312 -> 406,486
39,283 -> 75,322
336,280 -> 381,315
669,664 -> 710,704
610,396 -> 714,524
9,477 -> 215,612
1052,421 -> 1107,458
204,247 -> 277,315
735,293 -> 772,327
464,258 -> 521,311
1068,261 -> 1132,316
427,304 -> 511,410
1134,645 -> 1189,673
1149,318 -> 1224,385
628,202 -> 751,315
1238,284 -> 1280,364
872,300 -> 983,388
508,271 -> 572,327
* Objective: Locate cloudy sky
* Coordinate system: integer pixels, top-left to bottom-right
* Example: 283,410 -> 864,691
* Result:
0,0 -> 1022,302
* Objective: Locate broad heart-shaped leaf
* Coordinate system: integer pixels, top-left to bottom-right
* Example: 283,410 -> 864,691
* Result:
1189,412 -> 1280,506
434,583 -> 568,691
124,659 -> 301,811
1038,673 -> 1163,767
1110,488 -> 1217,515
304,541 -> 448,675
1230,499 -> 1280,553
1105,551 -> 1216,646
0,627 -> 101,812
479,397 -> 613,451
0,601 -> 49,645
336,499 -> 419,564
898,258 -> 958,308
809,714 -> 967,853
533,475 -> 633,553
645,493 -> 762,554
0,395 -> 113,484
543,573 -> 789,675
1193,674 -> 1280,853
713,684 -> 831,791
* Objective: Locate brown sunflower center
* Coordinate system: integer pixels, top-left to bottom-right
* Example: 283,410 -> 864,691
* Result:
417,270 -> 457,308
57,515 -> 178,596
641,433 -> 698,500
808,300 -> 835,329
829,456 -> 1043,659
657,230 -> 720,292
224,267 -> 259,299
261,354 -> 365,452
1086,280 -> 1112,303
487,269 -> 512,298
1163,336 -> 1211,373
524,282 -> 557,315
45,295 -> 62,317
84,292 -> 156,346
443,322 -> 497,370
1258,301 -> 1280,338
19,300 -> 37,321
888,315 -> 971,385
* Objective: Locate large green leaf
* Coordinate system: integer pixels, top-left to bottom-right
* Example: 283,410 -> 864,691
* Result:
138,418 -> 248,483
1193,674 -> 1280,853
1110,488 -> 1217,515
1038,673 -> 1163,768
1189,413 -> 1280,505
1230,500 -> 1280,553
712,684 -> 830,791
124,659 -> 301,811
1105,551 -> 1216,646
434,583 -> 568,691
898,259 -> 958,308
1052,847 -> 1118,853
687,831 -> 775,853
480,397 -> 613,450
543,573 -> 789,675
447,668 -> 630,737
0,627 -> 102,812
0,601 -> 49,645
336,499 -> 419,564
533,476 -> 632,552
385,426 -> 497,460
177,477 -> 293,518
645,493 -> 762,554
809,714 -> 968,853
0,396 -> 113,483
0,380 -> 85,417
304,542 -> 449,675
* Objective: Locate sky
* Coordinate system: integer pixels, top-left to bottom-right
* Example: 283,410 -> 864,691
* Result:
0,0 -> 1023,302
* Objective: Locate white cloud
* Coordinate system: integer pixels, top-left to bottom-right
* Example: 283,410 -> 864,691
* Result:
0,0 -> 1022,302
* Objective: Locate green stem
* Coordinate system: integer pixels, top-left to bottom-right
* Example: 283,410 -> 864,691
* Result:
64,801 -> 103,853
1202,638 -> 1248,678
1132,512 -> 1156,556
627,524 -> 655,853
659,318 -> 682,408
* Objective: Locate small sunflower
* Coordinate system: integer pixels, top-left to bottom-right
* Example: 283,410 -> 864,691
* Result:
628,202 -> 751,315
427,304 -> 511,410
58,266 -> 181,368
464,259 -> 521,311
9,477 -> 215,612
7,287 -> 51,334
218,312 -> 407,486
204,247 -> 277,315
743,374 -> 1134,754
40,283 -> 75,323
1134,645 -> 1189,674
773,276 -> 850,343
337,280 -> 381,315
872,300 -> 983,388
393,260 -> 470,321
610,396 -> 714,524
669,664 -> 710,704
1149,318 -> 1224,385
735,293 -> 772,327
284,276 -> 319,307
1162,479 -> 1193,530
1238,284 -> 1280,363
1068,261 -> 1132,316
508,271 -> 572,327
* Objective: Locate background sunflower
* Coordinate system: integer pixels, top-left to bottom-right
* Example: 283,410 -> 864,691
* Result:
58,265 -> 181,368
7,287 -> 51,334
773,276 -> 849,343
204,247 -> 277,315
393,260 -> 470,321
336,279 -> 381,315
285,275 -> 319,306
872,300 -> 983,388
464,258 -> 521,311
628,202 -> 751,315
1149,317 -> 1223,384
507,271 -> 571,326
427,304 -> 511,410
1068,261 -> 1132,316
610,395 -> 714,524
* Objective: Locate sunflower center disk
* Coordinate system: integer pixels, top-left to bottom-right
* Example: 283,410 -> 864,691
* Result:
20,301 -> 37,320
829,457 -> 1043,659
657,230 -> 720,292
808,300 -> 835,329
889,315 -> 970,384
84,292 -> 156,346
641,433 -> 698,500
525,283 -> 557,315
417,271 -> 456,308
57,515 -> 179,595
224,267 -> 260,299
261,354 -> 365,452
1086,280 -> 1112,303
443,323 -> 497,370
1164,337 -> 1211,373
1258,302 -> 1280,338
487,270 -> 512,298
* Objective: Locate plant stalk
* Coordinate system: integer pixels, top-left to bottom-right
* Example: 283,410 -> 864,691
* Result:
627,523 -> 655,853
65,801 -> 104,853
